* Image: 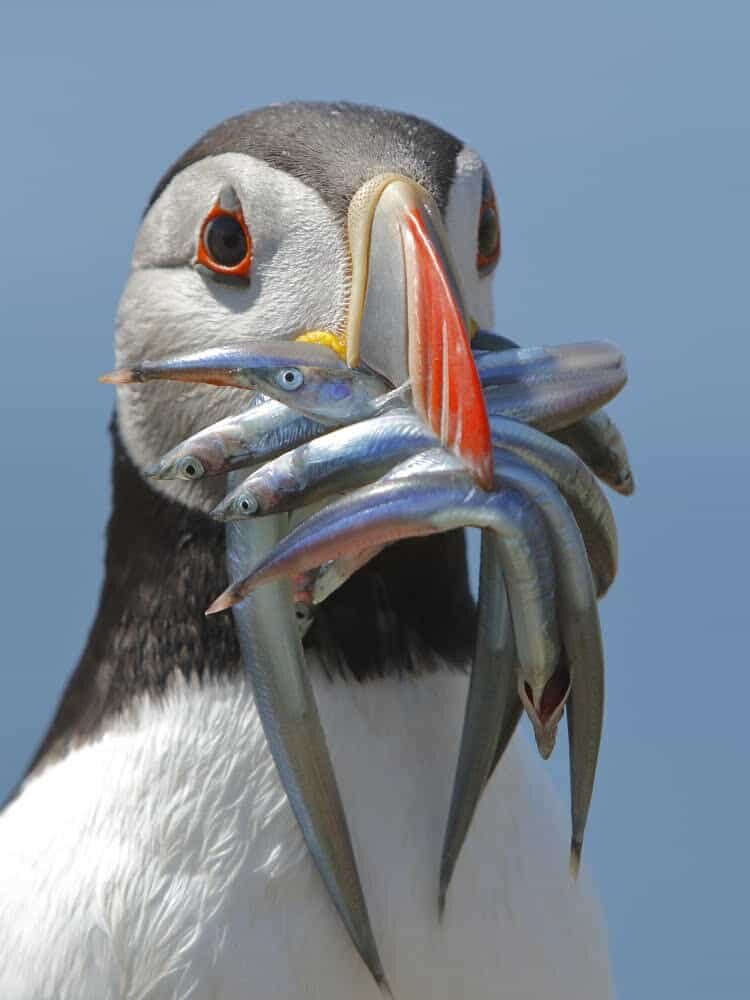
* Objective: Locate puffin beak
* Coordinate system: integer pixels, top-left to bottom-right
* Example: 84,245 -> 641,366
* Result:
345,175 -> 494,489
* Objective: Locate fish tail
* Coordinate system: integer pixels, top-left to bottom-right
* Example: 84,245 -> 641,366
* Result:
569,838 -> 582,879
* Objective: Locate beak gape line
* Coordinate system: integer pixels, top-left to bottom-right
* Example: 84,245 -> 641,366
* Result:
101,174 -> 634,989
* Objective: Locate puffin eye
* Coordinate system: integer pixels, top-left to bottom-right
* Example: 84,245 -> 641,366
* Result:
177,456 -> 205,481
477,173 -> 501,276
196,187 -> 252,283
276,368 -> 304,391
205,216 -> 247,267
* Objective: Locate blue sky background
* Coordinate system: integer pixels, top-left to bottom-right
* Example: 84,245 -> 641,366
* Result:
0,2 -> 748,996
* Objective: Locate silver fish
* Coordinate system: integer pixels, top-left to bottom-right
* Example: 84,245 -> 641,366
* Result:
226,504 -> 388,991
209,452 -> 561,713
478,338 -> 627,431
212,413 -> 437,519
146,399 -> 326,481
102,339 -> 345,384
486,693 -> 524,782
475,340 -> 624,386
439,530 -> 517,914
493,452 -> 604,872
472,331 -> 634,493
567,645 -> 605,878
100,340 -> 394,428
489,415 -> 618,598
442,450 -> 605,900
484,368 -> 626,432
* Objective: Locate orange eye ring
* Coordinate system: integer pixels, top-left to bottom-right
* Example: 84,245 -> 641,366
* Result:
196,190 -> 252,282
476,175 -> 501,276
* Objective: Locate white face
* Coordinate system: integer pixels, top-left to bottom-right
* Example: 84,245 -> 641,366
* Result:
115,147 -> 498,512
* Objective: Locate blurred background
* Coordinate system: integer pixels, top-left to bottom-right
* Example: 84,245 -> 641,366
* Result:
0,2 -> 747,996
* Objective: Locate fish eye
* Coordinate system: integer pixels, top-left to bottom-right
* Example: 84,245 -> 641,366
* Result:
177,456 -> 205,480
477,172 -> 501,276
235,493 -> 258,515
195,187 -> 252,283
276,368 -> 304,391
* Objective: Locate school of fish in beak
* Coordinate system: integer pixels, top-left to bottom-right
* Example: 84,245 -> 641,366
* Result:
102,325 -> 633,990
101,171 -> 639,991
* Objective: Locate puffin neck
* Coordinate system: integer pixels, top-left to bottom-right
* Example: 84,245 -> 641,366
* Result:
25,418 -> 476,779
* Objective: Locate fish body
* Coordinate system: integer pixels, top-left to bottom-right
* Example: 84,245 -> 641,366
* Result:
439,529 -> 517,911
484,371 -> 625,433
147,400 -> 327,480
213,413 -> 437,519
480,341 -> 626,432
489,416 -> 618,598
471,332 -> 634,492
102,340 -> 396,427
493,452 -> 604,868
104,340 -> 345,386
226,509 -> 387,990
475,340 -> 624,389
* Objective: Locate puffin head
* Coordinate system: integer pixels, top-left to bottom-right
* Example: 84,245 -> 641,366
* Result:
116,102 -> 501,515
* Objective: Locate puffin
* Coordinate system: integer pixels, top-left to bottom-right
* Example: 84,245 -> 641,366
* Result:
0,102 -> 614,999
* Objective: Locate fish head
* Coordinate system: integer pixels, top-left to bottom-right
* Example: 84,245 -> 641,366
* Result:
211,489 -> 259,522
147,452 -> 208,482
145,428 -> 235,481
245,365 -> 360,423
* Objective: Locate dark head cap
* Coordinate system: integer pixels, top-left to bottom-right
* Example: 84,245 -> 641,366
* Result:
148,101 -> 464,219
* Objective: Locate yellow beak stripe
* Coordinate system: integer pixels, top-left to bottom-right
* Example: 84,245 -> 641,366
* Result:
295,329 -> 348,361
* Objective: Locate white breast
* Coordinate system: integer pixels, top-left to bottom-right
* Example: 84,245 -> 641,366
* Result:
0,669 -> 613,1000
